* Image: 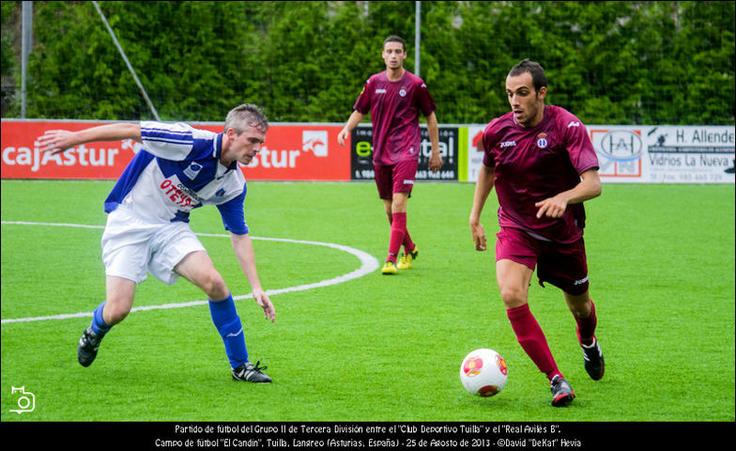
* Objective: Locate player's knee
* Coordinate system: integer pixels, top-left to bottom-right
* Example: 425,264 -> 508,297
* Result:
565,293 -> 592,318
201,272 -> 229,300
391,193 -> 409,212
500,286 -> 527,308
392,200 -> 407,213
105,302 -> 131,325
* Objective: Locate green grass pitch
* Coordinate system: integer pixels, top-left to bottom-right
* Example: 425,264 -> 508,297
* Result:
1,180 -> 734,422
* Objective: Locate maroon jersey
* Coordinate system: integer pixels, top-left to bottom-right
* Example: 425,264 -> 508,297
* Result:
353,70 -> 436,166
482,105 -> 599,244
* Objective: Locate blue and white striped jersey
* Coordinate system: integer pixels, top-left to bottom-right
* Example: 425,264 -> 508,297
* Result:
104,121 -> 249,235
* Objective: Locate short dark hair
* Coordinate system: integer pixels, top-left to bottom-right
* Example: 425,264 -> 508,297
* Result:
383,35 -> 406,52
224,104 -> 268,133
508,59 -> 548,93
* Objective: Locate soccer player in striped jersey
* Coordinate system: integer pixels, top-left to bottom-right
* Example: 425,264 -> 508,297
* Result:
469,60 -> 605,406
338,35 -> 443,275
37,104 -> 275,383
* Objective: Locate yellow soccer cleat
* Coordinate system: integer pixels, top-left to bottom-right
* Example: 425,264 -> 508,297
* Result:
381,261 -> 398,275
396,246 -> 419,270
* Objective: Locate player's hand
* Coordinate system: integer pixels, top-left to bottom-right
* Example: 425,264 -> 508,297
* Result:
470,221 -> 487,251
429,152 -> 443,172
535,195 -> 568,219
253,289 -> 276,322
337,129 -> 349,146
37,130 -> 78,155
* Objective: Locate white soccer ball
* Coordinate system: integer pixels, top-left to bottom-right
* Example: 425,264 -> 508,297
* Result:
459,348 -> 508,397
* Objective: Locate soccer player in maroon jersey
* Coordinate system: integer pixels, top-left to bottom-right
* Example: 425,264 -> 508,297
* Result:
469,59 -> 604,407
338,35 -> 443,275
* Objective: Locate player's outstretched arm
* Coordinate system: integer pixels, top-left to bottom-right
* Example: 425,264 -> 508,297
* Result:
37,123 -> 141,155
337,111 -> 364,146
469,164 -> 496,251
534,169 -> 602,219
426,112 -> 443,172
230,233 -> 276,322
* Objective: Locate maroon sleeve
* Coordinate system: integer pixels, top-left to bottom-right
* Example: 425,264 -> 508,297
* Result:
563,116 -> 599,174
353,78 -> 372,114
415,80 -> 436,116
481,122 -> 497,167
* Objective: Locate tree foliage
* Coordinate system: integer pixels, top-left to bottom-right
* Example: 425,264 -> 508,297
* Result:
2,1 -> 734,124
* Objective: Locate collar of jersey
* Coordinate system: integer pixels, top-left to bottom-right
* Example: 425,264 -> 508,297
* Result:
212,133 -> 238,171
382,70 -> 407,83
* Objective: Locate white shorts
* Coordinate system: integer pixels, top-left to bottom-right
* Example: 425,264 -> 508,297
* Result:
101,206 -> 205,285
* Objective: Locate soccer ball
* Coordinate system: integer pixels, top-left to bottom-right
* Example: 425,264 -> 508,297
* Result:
459,348 -> 508,397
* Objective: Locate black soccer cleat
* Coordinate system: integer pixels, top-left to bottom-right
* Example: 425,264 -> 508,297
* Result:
581,338 -> 605,381
550,375 -> 575,407
232,361 -> 272,383
77,327 -> 103,367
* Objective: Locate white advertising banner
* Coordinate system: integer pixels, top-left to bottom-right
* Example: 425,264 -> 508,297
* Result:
465,124 -> 735,184
589,125 -> 646,183
643,126 -> 735,184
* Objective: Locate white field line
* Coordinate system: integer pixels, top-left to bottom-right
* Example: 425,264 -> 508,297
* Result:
1,221 -> 379,324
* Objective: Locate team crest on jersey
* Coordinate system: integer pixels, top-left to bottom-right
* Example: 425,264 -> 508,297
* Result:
183,162 -> 203,180
536,133 -> 549,149
399,88 -> 407,97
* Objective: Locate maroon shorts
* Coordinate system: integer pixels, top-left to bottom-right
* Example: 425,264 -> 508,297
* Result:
495,227 -> 590,295
373,159 -> 419,200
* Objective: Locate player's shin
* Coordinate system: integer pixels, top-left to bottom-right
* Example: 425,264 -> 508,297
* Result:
387,212 -> 406,263
575,300 -> 597,346
506,304 -> 563,381
209,294 -> 249,368
90,301 -> 112,337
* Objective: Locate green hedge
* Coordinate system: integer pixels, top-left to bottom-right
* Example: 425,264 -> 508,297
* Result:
2,1 -> 734,124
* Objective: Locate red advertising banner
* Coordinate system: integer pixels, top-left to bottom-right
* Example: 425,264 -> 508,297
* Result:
242,124 -> 348,180
1,120 -> 349,181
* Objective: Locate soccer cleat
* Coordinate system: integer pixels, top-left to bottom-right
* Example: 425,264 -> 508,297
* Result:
381,261 -> 398,275
232,361 -> 272,383
77,327 -> 103,367
550,375 -> 575,407
581,338 -> 605,381
397,246 -> 419,270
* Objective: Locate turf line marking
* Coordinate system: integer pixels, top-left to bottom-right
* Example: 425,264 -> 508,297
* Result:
1,220 -> 379,324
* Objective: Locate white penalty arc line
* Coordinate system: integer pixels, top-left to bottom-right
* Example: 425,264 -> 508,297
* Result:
0,220 -> 380,324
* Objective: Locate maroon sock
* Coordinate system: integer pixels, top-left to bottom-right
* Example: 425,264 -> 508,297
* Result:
387,212 -> 406,263
576,301 -> 598,346
507,304 -> 562,381
389,211 -> 414,253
